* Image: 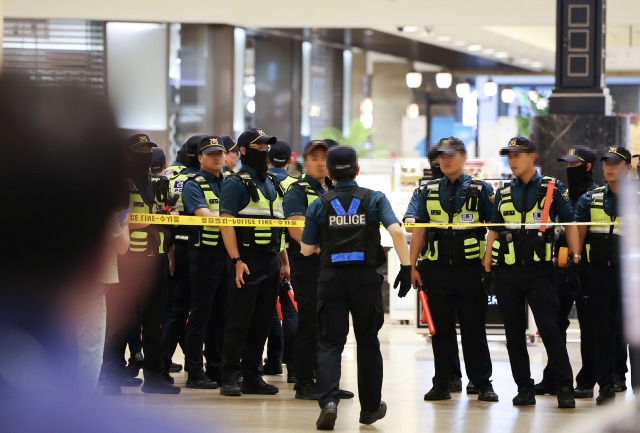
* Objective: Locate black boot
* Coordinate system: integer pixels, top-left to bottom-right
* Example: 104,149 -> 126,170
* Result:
557,385 -> 575,408
513,383 -> 536,406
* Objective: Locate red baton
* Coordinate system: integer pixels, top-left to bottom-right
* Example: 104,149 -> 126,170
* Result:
419,289 -> 436,336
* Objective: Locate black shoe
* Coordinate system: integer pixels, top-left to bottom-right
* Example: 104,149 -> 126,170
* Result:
316,402 -> 338,430
534,381 -> 556,396
423,387 -> 451,401
449,377 -> 462,393
613,380 -> 627,392
338,389 -> 354,399
163,371 -> 175,384
295,382 -> 318,400
359,401 -> 387,425
241,378 -> 279,395
220,382 -> 242,396
596,386 -> 616,405
263,358 -> 283,375
557,386 -> 576,408
126,352 -> 144,377
141,381 -> 181,394
120,376 -> 143,387
466,382 -> 478,395
477,384 -> 499,402
169,362 -> 183,373
574,386 -> 594,399
513,385 -> 536,406
206,371 -> 221,385
186,377 -> 218,389
287,368 -> 297,383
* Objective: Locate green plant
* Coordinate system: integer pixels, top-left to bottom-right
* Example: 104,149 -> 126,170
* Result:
319,119 -> 393,158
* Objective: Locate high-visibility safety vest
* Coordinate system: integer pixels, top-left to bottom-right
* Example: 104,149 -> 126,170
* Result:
318,186 -> 385,268
127,178 -> 166,255
491,176 -> 555,266
190,175 -> 223,248
585,186 -> 627,266
286,179 -> 321,256
233,171 -> 285,253
419,178 -> 487,264
279,174 -> 298,192
167,165 -> 196,241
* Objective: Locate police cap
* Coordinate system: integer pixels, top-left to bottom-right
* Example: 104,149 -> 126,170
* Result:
557,145 -> 596,165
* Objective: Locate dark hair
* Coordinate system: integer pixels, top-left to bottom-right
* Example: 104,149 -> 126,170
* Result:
331,171 -> 357,182
0,75 -> 126,295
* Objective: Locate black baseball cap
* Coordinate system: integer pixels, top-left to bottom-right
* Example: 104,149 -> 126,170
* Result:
268,140 -> 292,164
327,145 -> 358,176
323,139 -> 339,148
198,136 -> 225,154
150,148 -> 166,171
303,140 -> 329,158
220,135 -> 238,153
601,146 -> 631,163
126,133 -> 157,150
557,145 -> 596,165
436,136 -> 466,155
500,137 -> 536,156
237,128 -> 277,147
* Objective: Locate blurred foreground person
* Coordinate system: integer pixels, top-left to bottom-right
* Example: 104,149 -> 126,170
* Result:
0,75 -> 189,431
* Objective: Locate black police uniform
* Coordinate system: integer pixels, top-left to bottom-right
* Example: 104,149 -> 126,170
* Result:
414,174 -> 495,397
303,181 -> 392,413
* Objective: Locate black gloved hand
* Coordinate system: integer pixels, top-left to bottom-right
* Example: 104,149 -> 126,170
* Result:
394,265 -> 412,298
481,269 -> 496,296
565,259 -> 582,296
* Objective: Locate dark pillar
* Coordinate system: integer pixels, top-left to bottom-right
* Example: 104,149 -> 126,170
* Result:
548,0 -> 611,115
204,25 -> 235,136
254,35 -> 302,151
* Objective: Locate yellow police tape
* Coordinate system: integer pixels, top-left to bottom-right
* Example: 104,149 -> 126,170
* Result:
129,213 -> 621,228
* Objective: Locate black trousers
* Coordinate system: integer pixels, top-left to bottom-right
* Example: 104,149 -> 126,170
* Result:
496,263 -> 573,388
418,261 -> 493,389
317,266 -> 384,412
103,253 -> 168,384
161,240 -> 191,372
541,264 -> 596,388
290,253 -> 320,387
588,264 -> 624,389
221,250 -> 280,384
266,281 -> 298,366
184,246 -> 228,380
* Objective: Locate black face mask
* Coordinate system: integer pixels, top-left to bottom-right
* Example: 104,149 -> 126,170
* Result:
241,147 -> 268,178
127,151 -> 153,177
567,164 -> 593,201
431,164 -> 444,180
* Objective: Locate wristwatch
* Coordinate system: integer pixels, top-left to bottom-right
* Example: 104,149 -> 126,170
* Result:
231,257 -> 243,264
568,253 -> 581,261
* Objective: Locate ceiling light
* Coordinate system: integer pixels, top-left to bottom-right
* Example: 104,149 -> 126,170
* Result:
453,40 -> 467,46
400,26 -> 419,32
406,103 -> 420,119
456,82 -> 471,98
495,51 -> 509,59
482,48 -> 495,55
517,58 -> 531,65
436,35 -> 452,42
467,45 -> 482,52
501,87 -> 515,104
484,79 -> 498,97
530,61 -> 544,68
435,72 -> 452,89
406,71 -> 423,89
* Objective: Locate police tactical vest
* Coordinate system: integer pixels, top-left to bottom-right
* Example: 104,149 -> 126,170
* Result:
585,186 -> 625,266
318,186 -> 385,268
127,178 -> 166,255
420,178 -> 487,264
491,176 -> 555,266
233,171 -> 285,253
190,175 -> 223,248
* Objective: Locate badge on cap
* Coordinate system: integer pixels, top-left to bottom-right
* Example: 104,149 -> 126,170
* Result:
609,146 -> 617,153
256,129 -> 266,137
210,137 -> 218,145
509,138 -> 518,147
568,148 -> 576,155
139,135 -> 148,142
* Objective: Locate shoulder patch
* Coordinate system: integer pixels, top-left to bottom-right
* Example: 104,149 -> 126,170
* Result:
561,190 -> 570,201
489,193 -> 495,203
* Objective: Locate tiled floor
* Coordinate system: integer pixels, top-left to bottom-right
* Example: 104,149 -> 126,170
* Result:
115,319 -> 637,433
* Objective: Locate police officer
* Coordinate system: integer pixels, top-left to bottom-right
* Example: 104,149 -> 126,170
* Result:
535,146 -> 599,398
222,135 -> 240,175
178,136 -> 229,389
482,137 -> 579,408
409,137 -> 498,402
574,146 -> 633,404
402,143 -> 468,394
301,145 -> 412,429
102,133 -> 181,395
218,128 -> 290,396
283,139 -> 353,401
161,135 -> 203,379
263,140 -> 299,379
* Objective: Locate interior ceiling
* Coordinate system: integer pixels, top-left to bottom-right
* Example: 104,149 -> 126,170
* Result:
4,0 -> 640,74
